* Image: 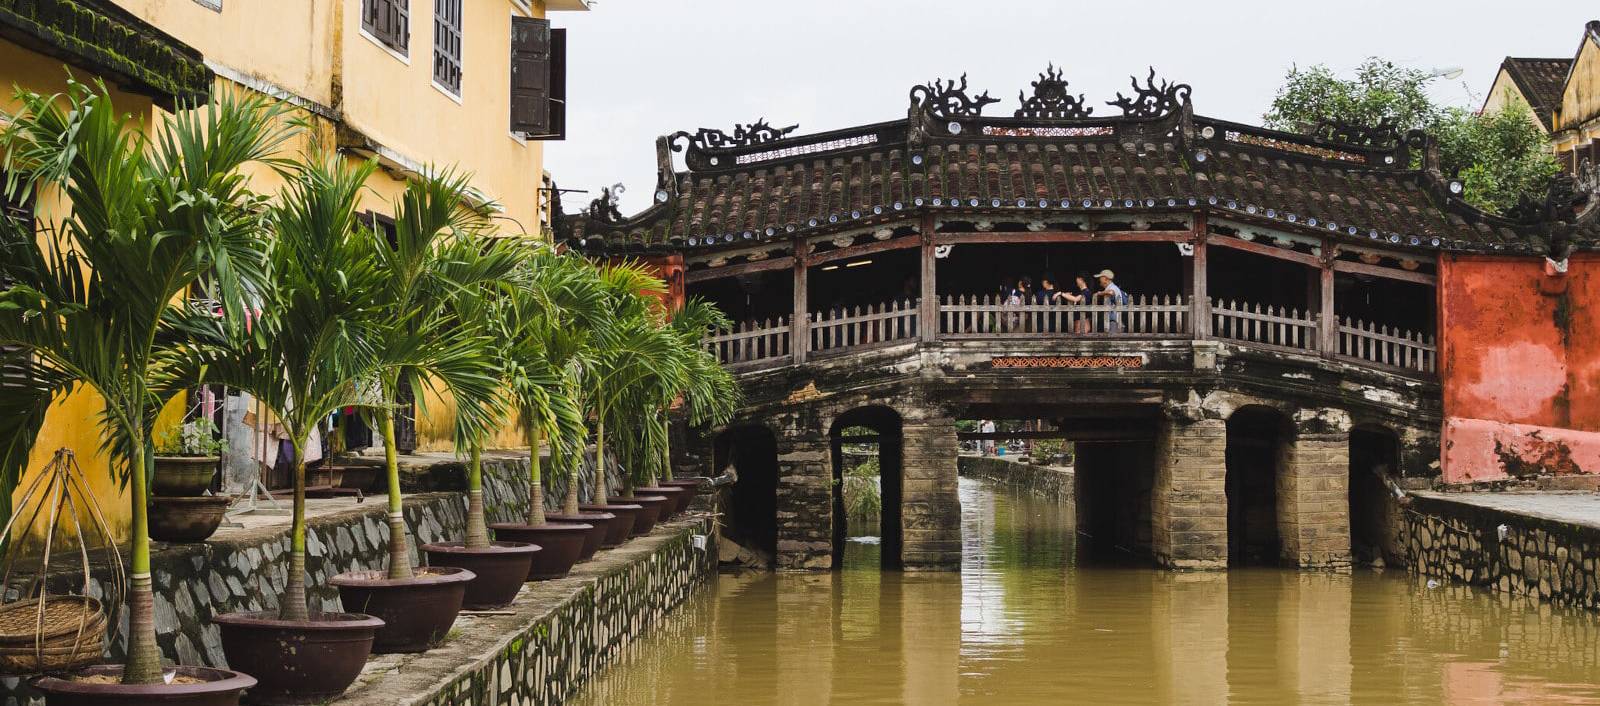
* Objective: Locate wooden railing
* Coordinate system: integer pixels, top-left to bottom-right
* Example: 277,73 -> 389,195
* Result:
1338,317 -> 1436,373
809,298 -> 919,354
705,316 -> 790,367
938,294 -> 1191,338
704,295 -> 1437,379
1210,299 -> 1318,353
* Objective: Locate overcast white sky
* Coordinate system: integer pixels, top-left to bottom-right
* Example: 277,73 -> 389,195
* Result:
544,0 -> 1595,214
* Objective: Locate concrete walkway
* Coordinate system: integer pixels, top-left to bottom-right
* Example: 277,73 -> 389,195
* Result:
1411,490 -> 1600,531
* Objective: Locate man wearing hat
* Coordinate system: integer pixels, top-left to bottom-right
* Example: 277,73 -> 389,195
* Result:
1092,269 -> 1127,332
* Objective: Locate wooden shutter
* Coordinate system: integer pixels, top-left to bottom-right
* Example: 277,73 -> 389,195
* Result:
511,17 -> 564,139
389,0 -> 410,52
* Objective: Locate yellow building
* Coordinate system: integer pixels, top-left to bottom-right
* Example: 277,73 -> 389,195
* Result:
1486,20 -> 1600,173
3,0 -> 587,543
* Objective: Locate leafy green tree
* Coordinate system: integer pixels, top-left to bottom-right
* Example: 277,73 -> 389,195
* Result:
0,81 -> 290,683
1263,58 -> 1559,214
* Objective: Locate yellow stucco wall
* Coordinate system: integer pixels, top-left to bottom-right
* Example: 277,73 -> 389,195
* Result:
3,41 -> 163,547
1555,36 -> 1600,156
1481,69 -> 1545,132
7,1 -> 574,546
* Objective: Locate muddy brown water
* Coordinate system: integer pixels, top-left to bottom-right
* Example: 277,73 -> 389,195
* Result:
571,478 -> 1600,705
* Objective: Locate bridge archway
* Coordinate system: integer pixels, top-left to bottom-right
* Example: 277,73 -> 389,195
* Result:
829,406 -> 904,569
715,424 -> 779,565
1349,424 -> 1401,566
1225,405 -> 1293,567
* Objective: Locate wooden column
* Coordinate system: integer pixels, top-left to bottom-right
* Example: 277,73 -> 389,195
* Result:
1190,213 -> 1210,339
1318,259 -> 1337,357
792,242 -> 809,364
920,214 -> 938,343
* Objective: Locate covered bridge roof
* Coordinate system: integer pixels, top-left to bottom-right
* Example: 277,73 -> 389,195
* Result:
568,67 -> 1598,259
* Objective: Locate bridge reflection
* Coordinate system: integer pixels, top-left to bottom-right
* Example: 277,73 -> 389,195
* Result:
569,478 -> 1600,705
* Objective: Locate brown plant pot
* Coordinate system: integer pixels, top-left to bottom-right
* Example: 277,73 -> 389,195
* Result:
488,523 -> 591,580
617,495 -> 668,536
152,456 -> 219,497
636,486 -> 689,517
212,611 -> 383,705
328,566 -> 474,654
149,495 -> 231,543
660,477 -> 707,495
33,664 -> 257,706
546,512 -> 613,560
579,504 -> 643,548
422,541 -> 539,609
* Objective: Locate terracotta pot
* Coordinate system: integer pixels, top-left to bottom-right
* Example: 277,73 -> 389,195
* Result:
659,477 -> 707,494
149,495 -> 231,543
212,611 -> 383,705
152,456 -> 218,496
489,523 -> 591,580
329,566 -> 474,654
617,495 -> 669,536
422,541 -> 539,609
636,486 -> 689,517
546,512 -> 613,560
579,504 -> 642,548
33,664 -> 256,706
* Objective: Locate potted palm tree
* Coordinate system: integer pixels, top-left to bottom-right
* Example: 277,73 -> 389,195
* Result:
326,172 -> 518,654
482,249 -> 600,581
194,151 -> 413,704
572,264 -> 679,538
2,80 -> 287,703
630,298 -> 741,517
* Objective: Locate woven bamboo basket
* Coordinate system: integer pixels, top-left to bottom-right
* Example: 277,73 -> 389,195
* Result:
0,596 -> 106,673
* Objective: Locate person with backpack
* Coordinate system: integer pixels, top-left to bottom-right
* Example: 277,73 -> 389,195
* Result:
1093,269 -> 1128,333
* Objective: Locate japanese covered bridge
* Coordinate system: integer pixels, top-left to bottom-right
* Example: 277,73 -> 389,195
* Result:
567,67 -> 1600,572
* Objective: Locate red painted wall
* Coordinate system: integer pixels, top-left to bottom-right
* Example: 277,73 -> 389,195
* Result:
1439,253 -> 1600,481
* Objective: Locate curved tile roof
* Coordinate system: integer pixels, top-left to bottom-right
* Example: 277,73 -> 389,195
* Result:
569,70 -> 1580,258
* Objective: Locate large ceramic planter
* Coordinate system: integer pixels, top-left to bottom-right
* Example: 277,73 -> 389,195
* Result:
636,486 -> 689,517
33,664 -> 256,706
213,612 -> 382,705
152,456 -> 219,496
546,512 -> 613,560
489,523 -> 591,580
149,495 -> 231,543
422,541 -> 539,609
659,477 -> 707,496
328,566 -> 474,654
617,495 -> 669,536
579,504 -> 642,548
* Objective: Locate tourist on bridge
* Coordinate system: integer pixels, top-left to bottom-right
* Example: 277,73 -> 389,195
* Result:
1068,274 -> 1094,333
1093,270 -> 1128,332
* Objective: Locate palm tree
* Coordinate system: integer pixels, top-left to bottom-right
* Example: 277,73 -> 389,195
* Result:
498,248 -> 598,526
0,80 -> 290,684
365,171 -> 517,579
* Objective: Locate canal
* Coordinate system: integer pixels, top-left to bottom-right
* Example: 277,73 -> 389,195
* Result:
572,478 -> 1600,705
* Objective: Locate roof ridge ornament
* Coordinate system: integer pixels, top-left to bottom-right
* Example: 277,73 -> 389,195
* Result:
668,118 -> 799,153
1015,63 -> 1093,120
586,183 -> 625,225
1107,67 -> 1191,119
910,73 -> 1000,119
1308,117 -> 1403,149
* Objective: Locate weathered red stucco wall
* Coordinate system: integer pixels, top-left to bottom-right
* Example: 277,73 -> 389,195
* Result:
1439,253 -> 1600,482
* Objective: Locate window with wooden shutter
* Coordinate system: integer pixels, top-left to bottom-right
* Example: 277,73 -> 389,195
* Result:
432,0 -> 462,94
510,17 -> 566,140
362,0 -> 410,55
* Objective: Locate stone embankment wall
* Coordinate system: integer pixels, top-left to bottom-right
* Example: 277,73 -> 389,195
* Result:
340,518 -> 716,706
1402,493 -> 1600,609
3,451 -> 629,676
958,455 -> 1074,501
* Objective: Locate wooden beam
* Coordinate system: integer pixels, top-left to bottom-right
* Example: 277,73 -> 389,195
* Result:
1191,213 -> 1210,338
957,429 -> 1155,442
1207,234 -> 1323,268
805,235 -> 921,267
920,214 -> 938,343
1332,259 -> 1436,286
1319,261 -> 1337,357
792,244 -> 808,365
933,230 -> 1192,245
685,256 -> 795,283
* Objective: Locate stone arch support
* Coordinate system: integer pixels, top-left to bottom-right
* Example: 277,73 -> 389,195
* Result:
1277,407 -> 1354,569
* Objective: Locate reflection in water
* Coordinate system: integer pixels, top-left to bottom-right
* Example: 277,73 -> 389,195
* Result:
571,478 -> 1600,705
